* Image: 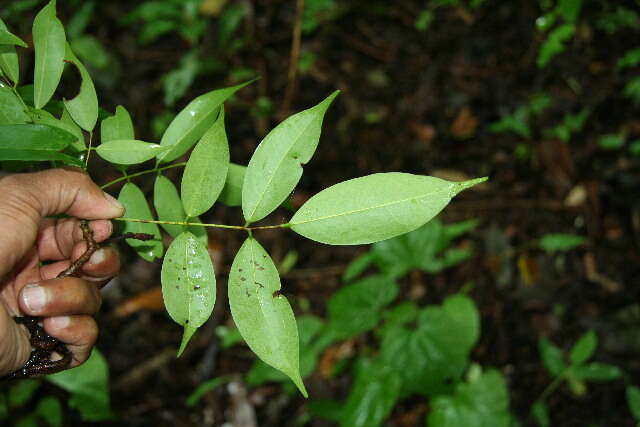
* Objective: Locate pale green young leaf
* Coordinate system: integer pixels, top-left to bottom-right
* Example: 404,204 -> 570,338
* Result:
117,183 -> 163,261
0,18 -> 20,84
569,330 -> 597,364
63,43 -> 98,131
290,173 -> 487,245
96,140 -> 168,165
0,27 -> 27,47
228,237 -> 306,396
181,108 -> 229,217
627,385 -> 640,421
539,233 -> 585,252
101,105 -> 134,142
47,349 -> 112,421
0,83 -> 30,124
242,91 -> 339,223
158,79 -> 255,163
28,107 -> 84,152
161,231 -> 216,356
218,162 -> 246,206
33,0 -> 66,109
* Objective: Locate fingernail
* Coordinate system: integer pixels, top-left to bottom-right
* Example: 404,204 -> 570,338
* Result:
103,191 -> 125,215
88,248 -> 106,265
22,284 -> 48,314
49,316 -> 70,329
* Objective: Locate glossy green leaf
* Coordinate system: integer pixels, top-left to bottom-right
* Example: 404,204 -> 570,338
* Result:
0,27 -> 27,47
242,91 -> 339,223
47,349 -> 112,421
33,0 -> 66,109
0,149 -> 82,166
161,231 -> 216,356
627,385 -> 640,421
340,359 -> 402,427
158,79 -> 255,163
218,162 -> 246,206
539,233 -> 586,252
117,183 -> 163,261
60,105 -> 85,151
531,400 -> 549,427
0,18 -> 20,84
181,108 -> 229,217
0,123 -> 74,150
63,43 -> 98,131
228,237 -> 306,396
0,82 -> 30,124
378,294 -> 480,396
96,140 -> 168,165
290,173 -> 487,245
571,362 -> 622,381
29,107 -> 84,152
427,369 -> 510,427
101,105 -> 134,142
326,275 -> 398,339
569,330 -> 597,364
538,338 -> 565,376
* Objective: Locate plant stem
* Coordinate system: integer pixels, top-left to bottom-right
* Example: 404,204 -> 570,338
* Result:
114,217 -> 291,231
538,370 -> 567,403
84,131 -> 93,169
101,162 -> 187,189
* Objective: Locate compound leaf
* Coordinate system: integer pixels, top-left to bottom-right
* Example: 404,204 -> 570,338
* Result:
117,183 -> 163,261
242,91 -> 338,223
181,108 -> 229,217
33,0 -> 66,109
161,231 -> 216,356
101,105 -> 134,142
290,173 -> 486,245
63,43 -> 98,131
228,237 -> 306,396
96,140 -> 168,165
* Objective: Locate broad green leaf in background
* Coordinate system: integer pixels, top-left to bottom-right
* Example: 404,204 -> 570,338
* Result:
34,396 -> 63,427
571,362 -> 622,381
47,349 -> 112,421
96,140 -> 168,164
290,173 -> 486,245
531,400 -> 550,427
33,0 -> 66,109
181,108 -> 229,217
427,369 -> 510,427
0,18 -> 21,84
8,380 -> 40,407
569,330 -> 597,364
0,82 -> 30,124
117,183 -> 163,261
598,133 -> 626,150
157,79 -> 255,163
161,231 -> 216,356
218,162 -> 246,206
185,376 -> 230,407
537,24 -> 575,68
28,107 -> 84,152
627,385 -> 640,421
340,359 -> 402,427
101,105 -> 134,142
378,294 -> 480,396
538,338 -> 565,376
63,43 -> 98,131
228,237 -> 306,396
342,252 -> 375,283
326,275 -> 398,339
0,123 -> 74,150
0,26 -> 27,47
539,233 -> 586,252
242,91 -> 339,223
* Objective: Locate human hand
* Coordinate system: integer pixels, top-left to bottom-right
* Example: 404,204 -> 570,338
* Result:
0,168 -> 124,376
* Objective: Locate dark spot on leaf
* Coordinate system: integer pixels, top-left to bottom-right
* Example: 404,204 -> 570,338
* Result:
240,277 -> 246,281
175,286 -> 179,289
239,268 -> 243,272
257,266 -> 264,271
262,255 -> 266,258
193,285 -> 200,290
272,290 -> 281,298
185,319 -> 189,324
255,281 -> 264,288
245,289 -> 250,298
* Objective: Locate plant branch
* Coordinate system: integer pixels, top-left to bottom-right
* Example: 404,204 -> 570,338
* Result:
280,0 -> 304,114
114,217 -> 291,231
100,162 -> 187,189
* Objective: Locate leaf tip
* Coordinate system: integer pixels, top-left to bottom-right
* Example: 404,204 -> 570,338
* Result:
453,176 -> 488,195
177,325 -> 197,357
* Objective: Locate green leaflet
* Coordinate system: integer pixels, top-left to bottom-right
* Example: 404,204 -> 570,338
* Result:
538,338 -> 565,376
63,43 -> 98,131
47,349 -> 112,422
101,105 -> 134,142
290,173 -> 487,245
427,369 -> 510,427
539,233 -> 586,252
0,123 -> 74,150
218,163 -> 246,206
28,107 -> 84,152
569,330 -> 597,364
0,27 -> 27,47
157,79 -> 255,163
0,18 -> 20,84
627,385 -> 640,421
161,231 -> 216,356
153,175 -> 208,244
181,108 -> 229,217
96,140 -> 168,164
60,105 -> 85,151
228,237 -> 306,396
0,82 -> 30,124
242,91 -> 339,223
117,183 -> 163,261
33,0 -> 66,109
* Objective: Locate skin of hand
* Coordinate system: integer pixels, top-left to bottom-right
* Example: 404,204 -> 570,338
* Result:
0,168 -> 124,376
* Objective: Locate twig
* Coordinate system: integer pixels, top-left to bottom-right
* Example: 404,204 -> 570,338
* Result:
280,0 -> 305,115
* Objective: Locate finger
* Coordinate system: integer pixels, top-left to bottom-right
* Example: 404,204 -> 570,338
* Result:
37,218 -> 113,261
0,169 -> 123,279
43,315 -> 98,367
18,277 -> 102,317
39,247 -> 120,286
